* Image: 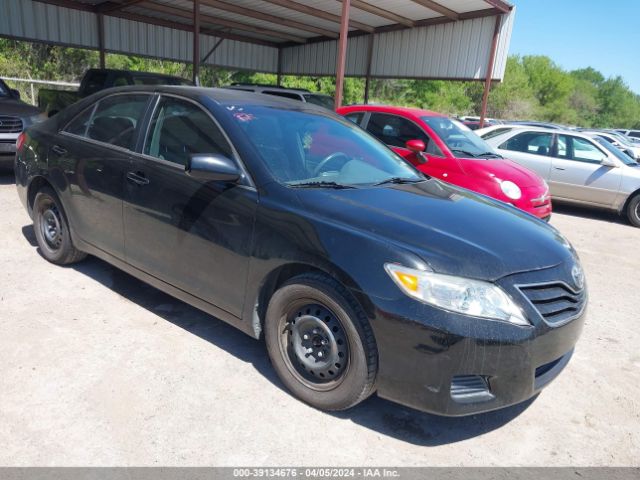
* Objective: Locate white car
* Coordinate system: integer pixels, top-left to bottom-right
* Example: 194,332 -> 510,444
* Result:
476,125 -> 640,226
580,130 -> 640,160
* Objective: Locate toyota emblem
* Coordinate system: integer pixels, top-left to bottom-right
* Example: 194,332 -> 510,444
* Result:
571,265 -> 585,290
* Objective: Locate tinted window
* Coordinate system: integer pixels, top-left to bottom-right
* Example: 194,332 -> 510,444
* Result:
228,106 -> 422,186
85,94 -> 149,150
64,105 -> 96,137
263,91 -> 303,101
111,73 -> 131,87
500,131 -> 553,156
630,132 -> 640,138
144,96 -> 232,166
344,112 -> 364,126
367,113 -> 429,149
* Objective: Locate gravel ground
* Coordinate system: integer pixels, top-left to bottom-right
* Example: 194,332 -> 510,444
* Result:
0,173 -> 638,466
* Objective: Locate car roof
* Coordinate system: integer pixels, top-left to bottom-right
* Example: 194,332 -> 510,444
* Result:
95,85 -> 334,114
482,124 -> 608,141
340,104 -> 446,118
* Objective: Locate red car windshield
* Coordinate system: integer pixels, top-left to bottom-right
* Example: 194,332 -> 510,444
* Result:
422,117 -> 501,159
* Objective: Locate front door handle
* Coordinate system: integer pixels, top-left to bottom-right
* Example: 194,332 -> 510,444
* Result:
126,171 -> 150,186
52,145 -> 67,156
554,166 -> 566,170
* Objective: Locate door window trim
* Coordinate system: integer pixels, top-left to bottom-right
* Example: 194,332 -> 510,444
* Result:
60,91 -> 155,154
137,92 -> 256,189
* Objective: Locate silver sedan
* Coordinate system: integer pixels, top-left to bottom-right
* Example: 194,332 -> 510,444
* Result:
477,126 -> 640,227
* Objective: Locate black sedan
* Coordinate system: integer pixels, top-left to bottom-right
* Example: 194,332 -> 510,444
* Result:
15,86 -> 587,416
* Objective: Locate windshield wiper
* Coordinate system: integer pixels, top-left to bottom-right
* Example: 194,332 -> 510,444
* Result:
450,149 -> 477,158
476,152 -> 503,158
374,177 -> 425,186
289,181 -> 355,189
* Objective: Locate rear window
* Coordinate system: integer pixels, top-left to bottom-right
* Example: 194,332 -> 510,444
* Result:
481,127 -> 513,140
263,91 -> 303,101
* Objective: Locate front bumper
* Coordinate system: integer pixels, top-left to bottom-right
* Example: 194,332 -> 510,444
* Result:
367,264 -> 586,416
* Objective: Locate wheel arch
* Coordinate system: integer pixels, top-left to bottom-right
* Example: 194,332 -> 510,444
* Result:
27,176 -> 55,216
249,261 -> 375,340
620,187 -> 640,215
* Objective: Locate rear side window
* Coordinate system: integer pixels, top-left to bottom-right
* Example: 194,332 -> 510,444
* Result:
499,131 -> 553,156
629,131 -> 640,139
64,94 -> 150,151
144,96 -> 232,166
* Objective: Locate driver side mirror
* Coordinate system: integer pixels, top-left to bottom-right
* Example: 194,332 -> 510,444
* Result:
406,139 -> 426,153
405,139 -> 427,164
186,154 -> 241,182
600,156 -> 617,167
10,89 -> 20,100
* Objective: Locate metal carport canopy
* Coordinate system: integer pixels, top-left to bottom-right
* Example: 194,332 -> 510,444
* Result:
1,0 -> 514,112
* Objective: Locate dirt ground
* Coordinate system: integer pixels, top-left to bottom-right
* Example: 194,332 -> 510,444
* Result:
0,172 -> 638,466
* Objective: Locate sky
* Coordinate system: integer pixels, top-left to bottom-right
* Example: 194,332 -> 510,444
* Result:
508,0 -> 640,94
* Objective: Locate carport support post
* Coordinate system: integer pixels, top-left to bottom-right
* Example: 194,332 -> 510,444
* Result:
363,33 -> 374,104
334,0 -> 351,110
479,14 -> 501,129
277,47 -> 283,86
193,0 -> 201,86
97,13 -> 105,69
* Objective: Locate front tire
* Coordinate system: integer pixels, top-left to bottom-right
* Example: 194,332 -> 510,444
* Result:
626,194 -> 640,228
265,273 -> 378,411
33,187 -> 87,265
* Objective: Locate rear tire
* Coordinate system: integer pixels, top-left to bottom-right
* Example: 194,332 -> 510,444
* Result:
33,187 -> 87,265
265,273 -> 378,411
627,194 -> 640,228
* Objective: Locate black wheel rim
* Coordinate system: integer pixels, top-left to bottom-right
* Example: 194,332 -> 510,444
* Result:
279,302 -> 349,391
39,202 -> 63,251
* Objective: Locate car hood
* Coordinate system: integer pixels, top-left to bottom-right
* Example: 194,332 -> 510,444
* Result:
0,97 -> 41,117
459,157 -> 544,188
296,180 -> 572,281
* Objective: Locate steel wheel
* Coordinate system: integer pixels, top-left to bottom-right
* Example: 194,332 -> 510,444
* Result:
279,302 -> 350,390
39,203 -> 64,251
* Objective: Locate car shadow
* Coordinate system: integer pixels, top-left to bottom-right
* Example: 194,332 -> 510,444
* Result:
552,202 -> 629,225
20,224 -> 534,446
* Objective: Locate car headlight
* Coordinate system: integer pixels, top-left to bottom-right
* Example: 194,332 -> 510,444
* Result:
384,264 -> 529,326
500,180 -> 522,200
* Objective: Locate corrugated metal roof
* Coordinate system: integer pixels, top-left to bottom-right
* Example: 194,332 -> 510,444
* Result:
1,0 -> 514,81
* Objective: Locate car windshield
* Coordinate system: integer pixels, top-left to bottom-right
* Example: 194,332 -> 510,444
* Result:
421,116 -> 499,158
303,94 -> 335,110
228,106 -> 423,187
593,137 -> 638,165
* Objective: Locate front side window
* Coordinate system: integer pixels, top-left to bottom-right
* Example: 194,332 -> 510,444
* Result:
422,117 -> 497,158
557,135 -> 607,163
144,96 -> 232,166
367,113 -> 429,149
226,106 -> 422,187
500,131 -> 553,156
64,94 -> 149,151
344,112 -> 364,126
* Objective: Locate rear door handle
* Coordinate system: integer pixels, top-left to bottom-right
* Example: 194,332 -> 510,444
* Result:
554,166 -> 566,170
126,171 -> 150,186
52,145 -> 67,156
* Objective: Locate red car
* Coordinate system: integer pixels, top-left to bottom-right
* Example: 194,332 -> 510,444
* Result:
337,105 -> 552,220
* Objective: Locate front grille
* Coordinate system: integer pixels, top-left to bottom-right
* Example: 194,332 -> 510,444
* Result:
0,116 -> 23,133
518,282 -> 586,326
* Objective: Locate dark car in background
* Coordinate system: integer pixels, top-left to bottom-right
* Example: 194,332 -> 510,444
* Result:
38,68 -> 193,117
224,83 -> 335,109
0,78 -> 45,170
16,87 -> 586,416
